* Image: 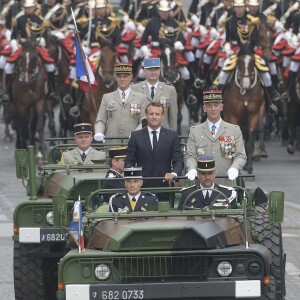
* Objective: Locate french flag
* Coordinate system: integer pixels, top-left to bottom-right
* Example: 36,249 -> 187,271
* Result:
74,34 -> 98,93
69,196 -> 85,252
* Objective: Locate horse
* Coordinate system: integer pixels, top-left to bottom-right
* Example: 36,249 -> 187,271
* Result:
222,41 -> 265,174
10,40 -> 46,156
80,43 -> 117,125
160,42 -> 185,134
47,34 -> 74,137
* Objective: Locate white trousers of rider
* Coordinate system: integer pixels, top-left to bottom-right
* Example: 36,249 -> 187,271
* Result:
203,53 -> 213,64
179,66 -> 190,80
0,55 -> 6,69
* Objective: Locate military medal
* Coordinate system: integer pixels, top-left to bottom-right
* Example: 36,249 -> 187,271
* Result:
130,103 -> 141,117
159,97 -> 170,109
219,136 -> 236,159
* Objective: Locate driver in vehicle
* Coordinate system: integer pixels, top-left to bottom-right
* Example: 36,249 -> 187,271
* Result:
178,156 -> 237,210
109,167 -> 159,212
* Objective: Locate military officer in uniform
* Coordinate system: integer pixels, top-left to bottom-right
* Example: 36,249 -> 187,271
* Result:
109,167 -> 159,212
103,146 -> 127,202
185,90 -> 247,186
94,63 -> 147,142
60,123 -> 106,165
178,155 -> 237,210
131,57 -> 178,131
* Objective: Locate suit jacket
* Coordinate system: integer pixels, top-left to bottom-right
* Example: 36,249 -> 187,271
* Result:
109,192 -> 158,212
60,147 -> 106,165
131,81 -> 178,131
125,126 -> 184,188
178,183 -> 237,210
186,120 -> 247,185
94,89 -> 147,138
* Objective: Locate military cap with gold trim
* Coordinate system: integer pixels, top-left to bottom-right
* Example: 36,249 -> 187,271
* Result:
203,90 -> 223,103
124,167 -> 143,179
108,147 -> 127,158
197,156 -> 215,172
74,123 -> 93,135
114,63 -> 132,75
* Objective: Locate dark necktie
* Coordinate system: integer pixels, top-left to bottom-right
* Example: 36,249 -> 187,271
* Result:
151,86 -> 155,99
132,197 -> 136,202
81,152 -> 86,162
204,191 -> 210,205
152,130 -> 158,153
122,91 -> 126,103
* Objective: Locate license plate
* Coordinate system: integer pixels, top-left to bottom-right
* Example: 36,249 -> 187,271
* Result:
40,228 -> 67,242
90,286 -> 144,300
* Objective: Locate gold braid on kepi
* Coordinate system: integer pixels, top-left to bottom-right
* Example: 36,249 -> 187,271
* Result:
254,54 -> 270,72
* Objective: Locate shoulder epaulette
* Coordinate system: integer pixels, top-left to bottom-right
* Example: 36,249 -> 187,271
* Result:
226,15 -> 233,22
111,192 -> 123,198
145,191 -> 156,196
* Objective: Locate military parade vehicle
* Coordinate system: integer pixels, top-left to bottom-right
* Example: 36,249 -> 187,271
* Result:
14,145 -> 286,300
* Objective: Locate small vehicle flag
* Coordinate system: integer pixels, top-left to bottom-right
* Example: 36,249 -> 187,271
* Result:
69,195 -> 85,252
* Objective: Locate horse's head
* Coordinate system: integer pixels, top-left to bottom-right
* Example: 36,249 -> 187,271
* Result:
98,44 -> 117,87
236,42 -> 257,91
17,40 -> 40,85
160,43 -> 180,84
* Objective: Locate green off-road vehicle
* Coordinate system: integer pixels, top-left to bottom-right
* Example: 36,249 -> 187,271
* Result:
14,145 -> 286,300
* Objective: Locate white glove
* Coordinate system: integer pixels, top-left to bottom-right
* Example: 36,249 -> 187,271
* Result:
289,34 -> 299,48
94,132 -> 105,142
227,167 -> 239,180
4,29 -> 11,42
125,20 -> 136,31
122,14 -> 129,24
210,28 -> 219,40
283,31 -> 292,42
10,39 -> 19,53
191,15 -> 200,26
274,20 -> 284,32
174,41 -> 184,51
140,45 -> 151,58
185,169 -> 197,181
38,37 -> 46,47
137,24 -> 145,35
224,42 -> 233,56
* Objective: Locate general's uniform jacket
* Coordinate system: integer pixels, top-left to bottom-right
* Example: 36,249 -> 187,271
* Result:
178,183 -> 237,210
186,120 -> 247,185
60,147 -> 106,165
109,192 -> 159,212
94,90 -> 147,138
131,81 -> 178,131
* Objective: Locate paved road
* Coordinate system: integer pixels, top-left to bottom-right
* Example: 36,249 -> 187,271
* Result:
0,109 -> 300,299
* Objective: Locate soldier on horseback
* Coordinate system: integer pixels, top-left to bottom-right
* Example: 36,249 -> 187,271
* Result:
213,0 -> 279,113
3,0 -> 59,103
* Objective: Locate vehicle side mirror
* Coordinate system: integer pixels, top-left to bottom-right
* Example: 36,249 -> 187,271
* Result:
268,191 -> 284,224
15,149 -> 28,179
53,195 -> 69,227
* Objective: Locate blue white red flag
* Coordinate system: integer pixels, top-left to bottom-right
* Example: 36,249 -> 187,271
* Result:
74,34 -> 98,93
69,196 -> 85,252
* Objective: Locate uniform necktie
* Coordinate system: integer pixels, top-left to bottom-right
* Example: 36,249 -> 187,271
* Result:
130,197 -> 137,210
211,124 -> 217,136
81,152 -> 86,162
151,86 -> 155,99
121,91 -> 126,103
152,130 -> 158,153
204,191 -> 210,205
132,197 -> 136,202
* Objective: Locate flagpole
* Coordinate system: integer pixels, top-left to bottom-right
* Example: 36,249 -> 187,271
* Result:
71,8 -> 98,120
78,195 -> 82,253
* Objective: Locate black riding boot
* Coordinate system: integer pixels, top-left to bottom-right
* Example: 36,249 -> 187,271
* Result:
47,72 -> 59,104
282,71 -> 297,100
199,63 -> 211,88
1,74 -> 13,103
265,86 -> 279,114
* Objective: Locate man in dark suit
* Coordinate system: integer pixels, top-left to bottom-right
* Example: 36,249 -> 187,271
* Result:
103,147 -> 127,202
125,102 -> 184,201
109,167 -> 159,212
178,156 -> 237,210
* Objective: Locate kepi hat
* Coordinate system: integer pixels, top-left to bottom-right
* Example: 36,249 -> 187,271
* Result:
197,156 -> 215,172
108,147 -> 127,158
203,90 -> 223,103
124,167 -> 143,179
144,58 -> 161,68
114,63 -> 132,75
74,123 -> 93,135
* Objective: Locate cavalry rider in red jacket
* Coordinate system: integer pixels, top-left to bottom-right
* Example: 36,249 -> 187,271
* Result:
3,0 -> 59,103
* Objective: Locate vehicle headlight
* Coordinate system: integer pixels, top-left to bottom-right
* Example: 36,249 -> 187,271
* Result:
46,211 -> 54,225
95,264 -> 111,280
248,261 -> 262,275
217,261 -> 232,277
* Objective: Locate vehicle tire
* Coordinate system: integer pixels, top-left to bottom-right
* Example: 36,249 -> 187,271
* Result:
14,242 -> 57,300
250,215 -> 286,300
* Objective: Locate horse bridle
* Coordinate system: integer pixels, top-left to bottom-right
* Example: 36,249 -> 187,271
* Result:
235,66 -> 258,95
98,66 -> 116,88
18,51 -> 39,84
